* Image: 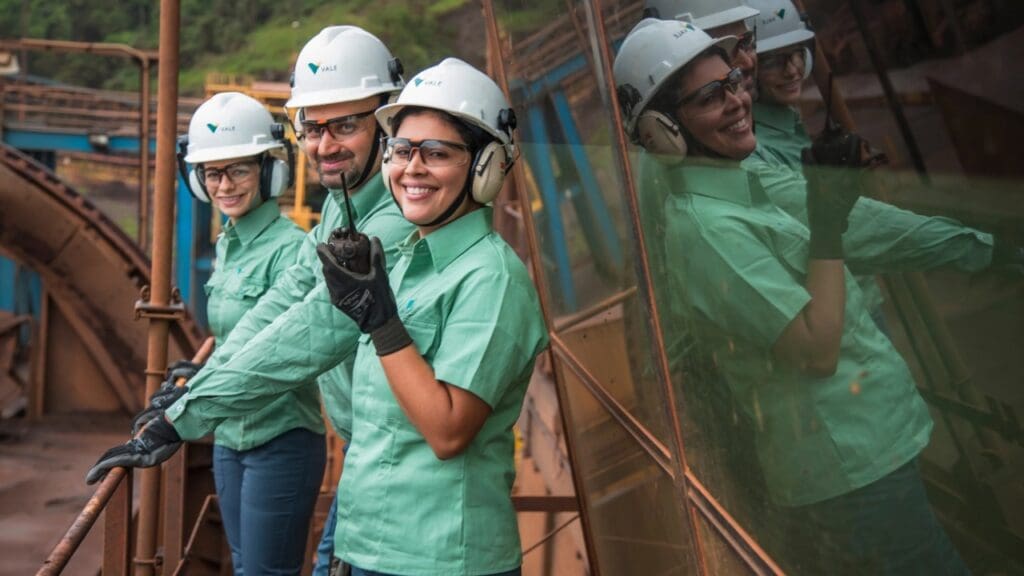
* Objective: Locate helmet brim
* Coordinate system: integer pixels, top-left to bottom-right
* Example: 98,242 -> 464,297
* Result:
690,5 -> 760,31
375,103 -> 509,145
756,28 -> 815,54
183,141 -> 281,164
285,85 -> 400,110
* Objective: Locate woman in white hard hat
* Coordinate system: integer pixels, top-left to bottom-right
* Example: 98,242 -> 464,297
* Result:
178,91 -> 325,576
615,18 -> 974,575
315,58 -> 546,576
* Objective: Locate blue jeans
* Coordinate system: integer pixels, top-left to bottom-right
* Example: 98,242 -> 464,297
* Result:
781,458 -> 969,575
214,428 -> 326,576
312,495 -> 338,576
350,567 -> 521,576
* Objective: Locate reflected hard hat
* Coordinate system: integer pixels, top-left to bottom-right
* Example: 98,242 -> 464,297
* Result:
613,19 -> 738,136
747,0 -> 814,53
184,92 -> 283,164
285,25 -> 404,110
376,58 -> 515,149
644,0 -> 759,31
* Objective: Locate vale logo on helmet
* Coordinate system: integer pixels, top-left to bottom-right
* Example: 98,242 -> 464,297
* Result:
207,123 -> 235,134
672,22 -> 697,38
308,61 -> 338,75
413,77 -> 442,87
761,8 -> 786,25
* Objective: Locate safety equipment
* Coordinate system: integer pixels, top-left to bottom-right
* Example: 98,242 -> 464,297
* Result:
801,126 -> 866,259
643,0 -> 759,31
747,0 -> 814,79
286,26 -> 405,110
747,0 -> 814,53
85,417 -> 182,485
129,359 -> 201,435
177,92 -> 293,203
316,238 -> 412,356
376,58 -> 517,205
613,19 -> 737,156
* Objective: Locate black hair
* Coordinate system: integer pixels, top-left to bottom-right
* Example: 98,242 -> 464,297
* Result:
389,107 -> 491,152
648,46 -> 730,117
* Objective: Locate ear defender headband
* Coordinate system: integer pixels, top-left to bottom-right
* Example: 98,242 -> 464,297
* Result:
380,107 -> 518,228
175,124 -> 293,204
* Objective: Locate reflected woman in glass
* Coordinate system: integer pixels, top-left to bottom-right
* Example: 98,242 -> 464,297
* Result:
315,58 -> 547,576
614,19 -> 973,575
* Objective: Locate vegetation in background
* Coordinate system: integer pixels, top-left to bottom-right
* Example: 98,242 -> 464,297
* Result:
0,0 -> 470,95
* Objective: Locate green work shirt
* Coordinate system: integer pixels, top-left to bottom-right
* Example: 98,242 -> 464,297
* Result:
662,161 -> 934,506
202,200 -> 307,450
751,100 -> 810,171
336,207 -> 548,575
168,175 -> 414,445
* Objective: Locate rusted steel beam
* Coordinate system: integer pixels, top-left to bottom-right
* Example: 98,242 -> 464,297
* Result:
35,468 -> 129,576
135,1 -> 181,573
102,469 -> 133,576
553,286 -> 638,332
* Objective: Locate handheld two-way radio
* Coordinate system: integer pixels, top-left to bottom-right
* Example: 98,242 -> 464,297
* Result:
325,176 -> 371,274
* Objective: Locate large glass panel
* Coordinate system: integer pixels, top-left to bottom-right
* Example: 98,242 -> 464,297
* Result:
619,1 -> 1024,573
556,358 -> 698,574
495,0 -> 679,447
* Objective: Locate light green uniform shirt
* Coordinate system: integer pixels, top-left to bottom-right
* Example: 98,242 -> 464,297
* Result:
751,100 -> 810,171
203,200 -> 307,450
168,175 -> 414,445
336,207 -> 548,575
663,162 -> 935,506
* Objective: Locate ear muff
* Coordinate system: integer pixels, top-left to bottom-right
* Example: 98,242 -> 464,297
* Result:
635,110 -> 688,160
470,141 -> 512,204
802,46 -> 814,80
258,155 -> 291,200
176,135 -> 211,202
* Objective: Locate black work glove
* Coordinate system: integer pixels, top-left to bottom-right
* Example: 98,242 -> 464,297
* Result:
85,417 -> 182,485
316,236 -> 412,356
326,227 -> 372,275
129,360 -> 199,435
801,126 -> 868,259
991,235 -> 1024,276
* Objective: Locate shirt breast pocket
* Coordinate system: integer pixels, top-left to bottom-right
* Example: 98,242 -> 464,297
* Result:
220,274 -> 268,301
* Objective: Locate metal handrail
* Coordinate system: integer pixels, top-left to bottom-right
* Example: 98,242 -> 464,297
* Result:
34,337 -> 214,575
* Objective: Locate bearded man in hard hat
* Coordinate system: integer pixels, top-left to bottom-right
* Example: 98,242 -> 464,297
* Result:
86,26 -> 416,576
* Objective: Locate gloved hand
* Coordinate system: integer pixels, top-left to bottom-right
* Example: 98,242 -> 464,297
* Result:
326,227 -> 372,275
129,360 -> 199,435
316,236 -> 412,356
991,235 -> 1024,276
801,126 -> 867,259
85,417 -> 182,485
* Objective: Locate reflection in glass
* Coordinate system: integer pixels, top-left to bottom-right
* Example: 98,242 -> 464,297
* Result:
556,360 -> 697,574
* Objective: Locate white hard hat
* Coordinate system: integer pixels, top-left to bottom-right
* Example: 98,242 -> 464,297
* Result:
747,0 -> 814,53
183,92 -> 283,164
614,19 -> 737,137
375,58 -> 517,204
285,25 -> 404,110
644,0 -> 759,31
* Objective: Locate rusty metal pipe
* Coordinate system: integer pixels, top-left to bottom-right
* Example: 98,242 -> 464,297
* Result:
35,468 -> 129,576
134,1 -> 181,574
139,59 -> 152,250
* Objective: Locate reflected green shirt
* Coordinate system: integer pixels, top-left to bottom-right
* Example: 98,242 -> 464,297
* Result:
337,208 -> 548,575
168,176 -> 414,445
203,200 -> 307,450
751,101 -> 810,171
663,163 -> 934,506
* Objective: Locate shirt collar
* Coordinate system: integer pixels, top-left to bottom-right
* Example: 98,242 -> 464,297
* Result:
223,200 -> 280,246
327,170 -> 387,228
753,100 -> 803,135
398,207 -> 493,273
676,161 -> 759,207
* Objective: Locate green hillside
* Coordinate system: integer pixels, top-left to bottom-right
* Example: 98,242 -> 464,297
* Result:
0,0 -> 474,95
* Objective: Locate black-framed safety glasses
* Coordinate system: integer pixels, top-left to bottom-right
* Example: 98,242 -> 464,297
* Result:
200,160 -> 259,187
676,67 -> 746,115
384,137 -> 472,168
300,109 -> 376,143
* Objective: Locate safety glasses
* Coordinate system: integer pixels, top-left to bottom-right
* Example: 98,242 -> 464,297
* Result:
300,110 -> 376,143
760,47 -> 808,73
200,161 -> 258,186
676,67 -> 745,116
384,138 -> 471,168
